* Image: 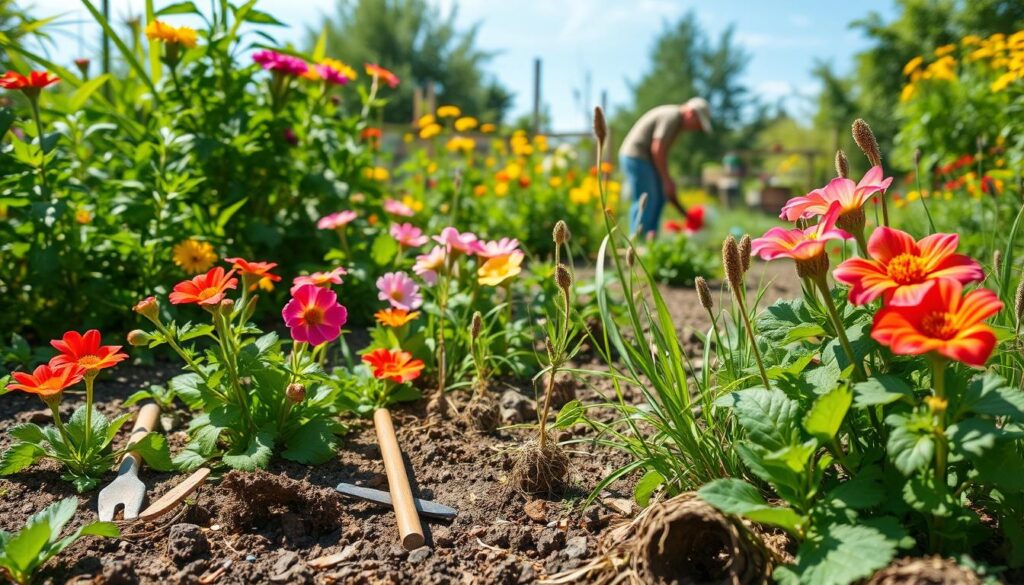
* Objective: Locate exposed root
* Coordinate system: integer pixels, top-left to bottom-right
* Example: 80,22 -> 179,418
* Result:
463,392 -> 500,432
543,372 -> 578,410
509,435 -> 571,495
865,556 -> 984,585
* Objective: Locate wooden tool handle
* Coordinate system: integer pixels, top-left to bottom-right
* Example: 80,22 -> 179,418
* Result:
373,408 -> 424,550
124,403 -> 160,465
138,468 -> 210,522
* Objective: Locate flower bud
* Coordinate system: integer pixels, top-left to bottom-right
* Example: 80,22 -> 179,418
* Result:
834,149 -> 849,178
133,296 -> 160,321
127,330 -> 151,347
695,276 -> 713,311
913,148 -> 922,167
924,395 -> 948,416
852,118 -> 882,167
555,263 -> 573,292
219,298 -> 235,316
553,220 -> 571,245
593,106 -> 607,146
471,311 -> 483,339
738,234 -> 752,273
74,58 -> 90,77
722,236 -> 743,292
286,383 -> 306,403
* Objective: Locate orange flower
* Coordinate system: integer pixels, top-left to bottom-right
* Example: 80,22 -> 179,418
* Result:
365,63 -> 399,88
6,364 -> 85,398
169,267 -> 238,306
0,71 -> 59,93
374,308 -> 420,327
477,251 -> 524,286
871,279 -> 1003,367
49,330 -> 127,372
833,227 -> 983,306
224,257 -> 281,283
362,348 -> 424,383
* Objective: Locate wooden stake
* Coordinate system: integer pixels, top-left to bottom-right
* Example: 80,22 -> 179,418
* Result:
373,408 -> 424,550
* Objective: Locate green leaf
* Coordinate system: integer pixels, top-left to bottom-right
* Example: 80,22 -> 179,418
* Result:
828,467 -> 886,510
172,447 -> 210,471
222,431 -> 275,470
242,7 -> 286,25
312,24 -> 328,61
959,373 -> 1024,421
9,423 -> 46,444
0,442 -> 47,475
886,414 -> 935,475
2,520 -> 50,574
79,0 -> 155,93
69,74 -> 110,111
902,474 -> 957,518
0,107 -> 15,137
122,389 -> 153,407
156,1 -> 199,15
804,385 -> 853,442
698,479 -> 804,535
718,388 -> 801,452
281,419 -> 340,465
634,469 -> 664,507
78,521 -> 120,538
552,399 -> 583,429
103,413 -> 134,448
128,432 -> 174,471
371,231 -> 399,265
763,440 -> 818,475
948,418 -> 1019,458
780,522 -> 905,585
974,442 -> 1024,493
853,375 -> 914,407
31,497 -> 77,542
756,298 -> 817,344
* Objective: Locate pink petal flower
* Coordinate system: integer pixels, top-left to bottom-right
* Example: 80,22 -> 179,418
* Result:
383,198 -> 415,217
414,246 -> 446,284
282,284 -> 348,346
390,223 -> 429,248
432,227 -> 483,256
317,211 -> 357,230
376,272 -> 422,311
291,267 -> 348,293
752,202 -> 852,261
253,50 -> 309,77
780,166 -> 893,221
478,237 -> 520,259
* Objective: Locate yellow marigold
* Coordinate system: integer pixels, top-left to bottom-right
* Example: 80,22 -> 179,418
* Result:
900,83 -> 916,103
504,162 -> 522,180
402,195 -> 424,212
480,123 -> 496,133
172,239 -> 217,274
419,123 -> 442,139
992,71 -> 1018,92
75,208 -> 92,225
375,308 -> 420,327
549,176 -> 563,188
473,185 -> 487,197
494,182 -> 509,197
436,105 -> 461,118
902,56 -> 924,76
961,34 -> 981,46
934,43 -> 956,57
454,116 -> 478,132
417,113 -> 436,128
446,136 -> 476,154
321,58 -> 356,80
364,166 -> 389,181
145,20 -> 196,48
477,252 -> 523,286
485,157 -> 497,168
427,162 -> 438,174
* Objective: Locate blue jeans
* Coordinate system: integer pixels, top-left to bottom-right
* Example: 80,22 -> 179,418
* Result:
621,155 -> 664,235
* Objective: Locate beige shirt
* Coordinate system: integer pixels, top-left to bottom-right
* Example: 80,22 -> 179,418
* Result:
619,104 -> 682,161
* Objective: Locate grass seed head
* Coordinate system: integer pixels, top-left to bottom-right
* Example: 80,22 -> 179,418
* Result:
738,234 -> 752,273
553,220 -> 570,245
555,263 -> 573,293
722,236 -> 743,292
993,250 -> 1003,275
593,106 -> 607,147
835,149 -> 849,178
695,276 -> 713,311
471,311 -> 483,339
852,118 -> 882,167
1015,279 -> 1024,328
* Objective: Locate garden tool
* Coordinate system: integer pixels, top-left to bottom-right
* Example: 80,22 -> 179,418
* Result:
334,482 -> 457,521
97,403 -> 160,521
373,407 -> 426,550
137,467 -> 211,522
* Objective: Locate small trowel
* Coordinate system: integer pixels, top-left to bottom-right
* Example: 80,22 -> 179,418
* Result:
335,482 -> 458,521
97,403 -> 160,521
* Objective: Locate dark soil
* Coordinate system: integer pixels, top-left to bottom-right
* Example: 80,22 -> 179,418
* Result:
0,268 -> 794,584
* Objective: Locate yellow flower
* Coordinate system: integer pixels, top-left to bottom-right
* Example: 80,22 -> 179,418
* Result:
549,176 -> 563,188
902,56 -> 924,76
403,132 -> 414,143
900,83 -> 917,102
473,185 -> 488,197
364,166 -> 389,181
417,114 -> 436,128
145,20 -> 196,48
992,71 -> 1017,92
494,182 -> 509,197
75,209 -> 92,225
436,105 -> 461,118
934,44 -> 956,57
454,116 -> 478,132
480,123 -> 496,133
402,195 -> 424,212
375,308 -> 420,327
321,58 -> 356,80
485,157 -> 497,168
0,205 -> 7,220
961,34 -> 981,46
427,162 -> 438,174
256,276 -> 275,292
419,123 -> 442,139
477,252 -> 523,286
504,162 -> 522,180
172,239 -> 217,274
446,136 -> 476,154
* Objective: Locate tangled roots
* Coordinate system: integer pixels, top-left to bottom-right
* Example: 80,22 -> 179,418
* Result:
865,557 -> 984,585
463,392 -> 500,432
510,435 -> 570,495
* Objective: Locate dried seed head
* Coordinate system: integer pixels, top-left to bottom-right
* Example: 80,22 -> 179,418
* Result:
994,250 -> 1003,275
722,236 -> 743,291
127,329 -> 150,347
1015,279 -> 1024,327
286,383 -> 306,403
593,106 -> 607,146
914,148 -> 922,167
834,149 -> 849,178
695,277 -> 713,311
553,220 -> 570,245
545,338 -> 556,363
852,118 -> 882,167
626,246 -> 636,268
555,263 -> 573,292
471,311 -> 483,339
738,234 -> 752,273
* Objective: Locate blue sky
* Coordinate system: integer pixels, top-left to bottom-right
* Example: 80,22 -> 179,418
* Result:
29,0 -> 896,131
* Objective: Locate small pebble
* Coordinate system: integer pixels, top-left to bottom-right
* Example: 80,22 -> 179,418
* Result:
246,555 -> 257,562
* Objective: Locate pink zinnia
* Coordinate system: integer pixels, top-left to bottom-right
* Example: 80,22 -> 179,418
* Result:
414,246 -> 447,284
433,227 -> 483,256
780,166 -> 893,221
317,211 -> 357,230
383,198 -> 415,217
377,272 -> 422,311
390,223 -> 429,248
291,267 -> 348,293
751,202 -> 852,262
253,50 -> 309,77
313,63 -> 349,86
478,237 -> 520,259
282,284 -> 348,346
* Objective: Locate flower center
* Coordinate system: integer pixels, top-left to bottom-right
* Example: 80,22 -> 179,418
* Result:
302,305 -> 325,326
887,253 -> 928,285
78,355 -> 102,368
920,311 -> 957,340
390,290 -> 404,302
197,287 -> 220,301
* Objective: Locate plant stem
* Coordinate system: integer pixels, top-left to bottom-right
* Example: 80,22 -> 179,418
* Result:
28,97 -> 49,198
538,362 -> 559,451
813,274 -> 866,381
932,357 -> 948,483
731,290 -> 770,389
83,373 -> 96,454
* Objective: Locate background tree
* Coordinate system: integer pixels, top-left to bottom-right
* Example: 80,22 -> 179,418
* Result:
314,0 -> 512,124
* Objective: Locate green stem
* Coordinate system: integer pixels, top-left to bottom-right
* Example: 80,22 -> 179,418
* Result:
83,374 -> 96,454
214,311 -> 255,432
732,291 -> 770,389
28,97 -> 49,199
930,355 -> 948,552
854,229 -> 869,258
813,274 -> 866,381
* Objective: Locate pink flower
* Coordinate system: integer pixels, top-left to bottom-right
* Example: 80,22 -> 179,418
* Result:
414,246 -> 447,284
317,211 -> 357,230
313,63 -> 349,86
780,166 -> 894,221
291,267 -> 348,293
282,284 -> 348,346
377,272 -> 422,311
253,50 -> 308,77
752,202 -> 852,262
390,223 -> 429,248
383,198 -> 415,217
433,227 -> 483,256
478,237 -> 520,259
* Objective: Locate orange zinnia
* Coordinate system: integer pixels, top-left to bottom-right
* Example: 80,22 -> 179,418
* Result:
0,70 -> 59,91
365,63 -> 399,88
374,308 -> 420,328
362,348 -> 424,383
169,267 -> 238,306
224,257 -> 282,282
871,279 -> 1003,367
833,227 -> 983,306
49,330 -> 127,372
6,364 -> 86,398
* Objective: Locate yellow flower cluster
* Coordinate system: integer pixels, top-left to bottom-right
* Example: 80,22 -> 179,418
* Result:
446,136 -> 476,154
364,166 -> 389,181
568,176 -> 620,206
145,20 -> 197,48
901,30 -> 1024,101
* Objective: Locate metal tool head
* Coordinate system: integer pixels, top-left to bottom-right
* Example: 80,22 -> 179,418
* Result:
97,457 -> 146,521
335,482 -> 458,521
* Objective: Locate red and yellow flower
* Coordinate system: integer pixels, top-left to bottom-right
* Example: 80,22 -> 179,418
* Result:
871,279 -> 1003,367
169,267 -> 238,306
6,364 -> 86,398
224,257 -> 281,290
365,63 -> 399,88
751,202 -> 850,277
833,227 -> 983,306
0,70 -> 59,92
49,330 -> 127,373
362,348 -> 425,383
374,308 -> 420,328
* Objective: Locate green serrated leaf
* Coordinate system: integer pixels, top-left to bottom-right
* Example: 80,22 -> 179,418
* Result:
9,423 -> 46,444
281,418 -> 340,465
128,432 -> 174,471
698,478 -> 804,535
222,431 -> 275,470
853,375 -> 914,407
902,474 -> 958,517
719,388 -> 801,452
886,414 -> 935,476
959,373 -> 1024,421
804,385 -> 853,441
783,522 -> 904,585
0,442 -> 47,475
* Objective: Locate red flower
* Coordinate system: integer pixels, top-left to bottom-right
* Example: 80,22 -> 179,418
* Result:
365,63 -> 399,88
833,227 -> 983,306
49,330 -> 127,372
0,71 -> 59,91
169,267 -> 238,306
224,257 -> 281,282
361,127 -> 382,140
665,220 -> 684,233
362,348 -> 424,383
684,206 -> 705,233
6,364 -> 85,398
871,279 -> 1003,367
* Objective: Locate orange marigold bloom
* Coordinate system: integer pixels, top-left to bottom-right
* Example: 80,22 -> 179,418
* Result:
365,63 -> 399,88
0,70 -> 59,91
833,227 -> 983,306
6,364 -> 86,398
374,308 -> 421,328
871,279 -> 1003,367
362,348 -> 424,383
49,330 -> 127,372
224,257 -> 282,282
169,267 -> 238,306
